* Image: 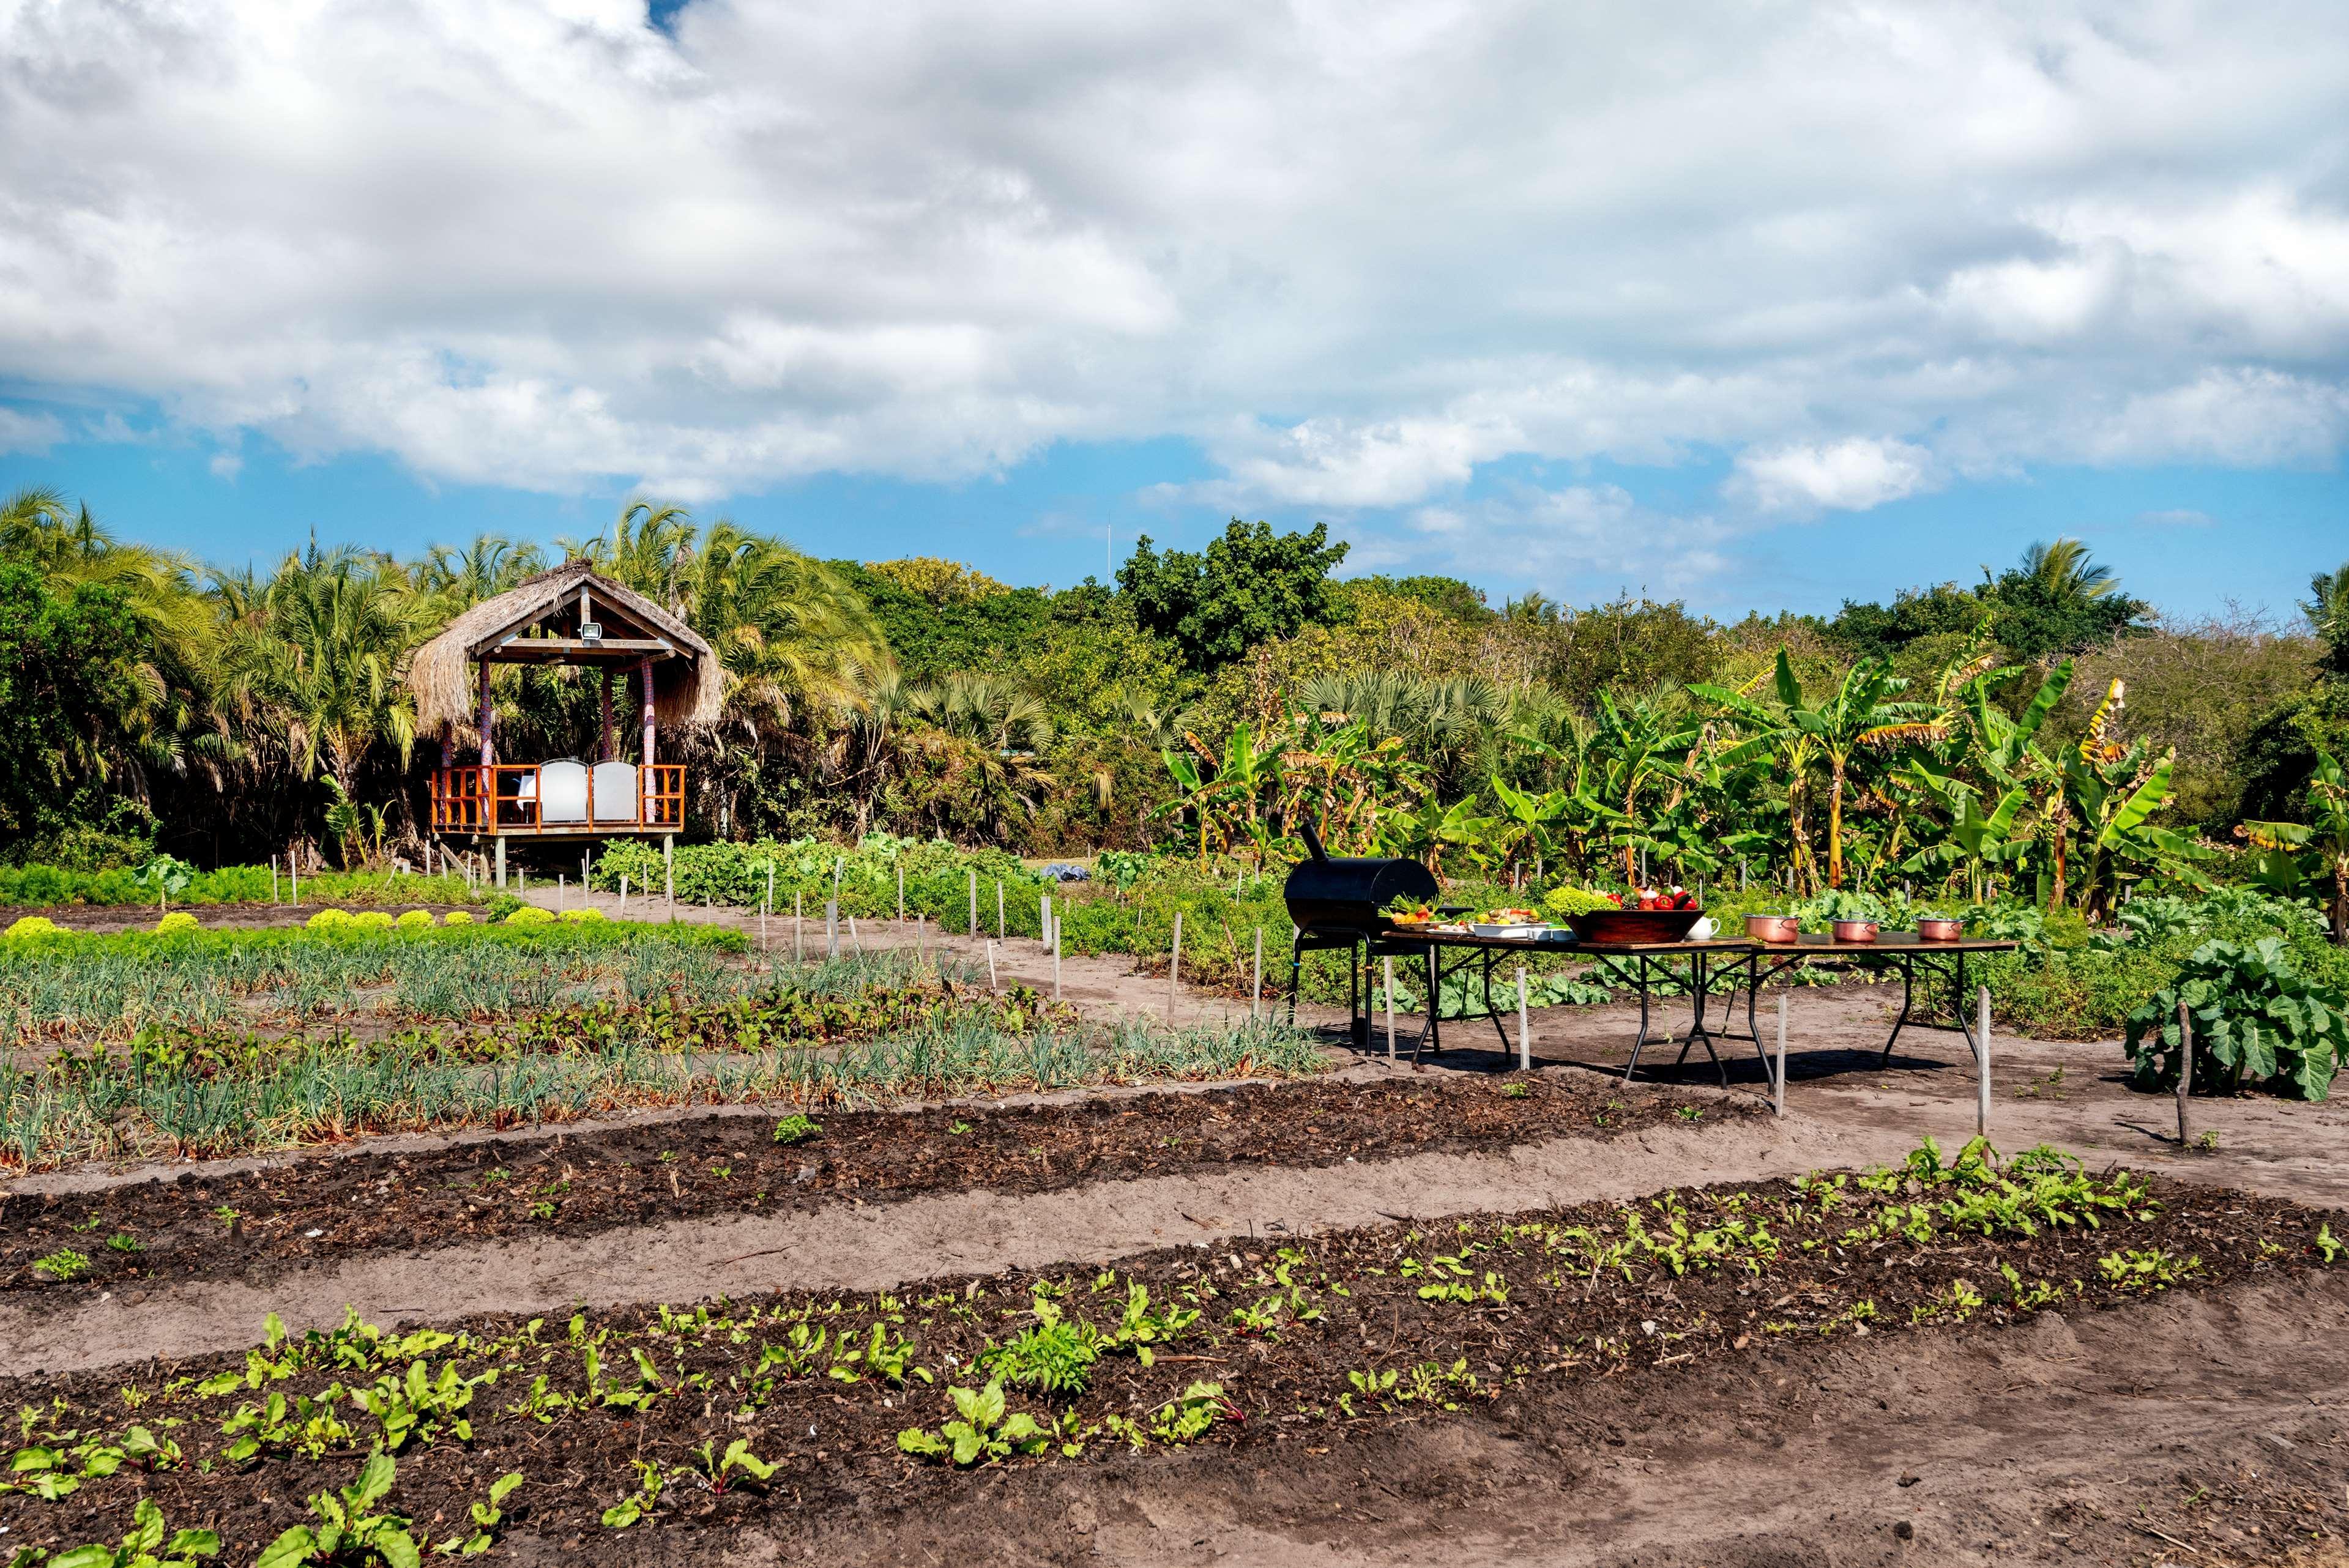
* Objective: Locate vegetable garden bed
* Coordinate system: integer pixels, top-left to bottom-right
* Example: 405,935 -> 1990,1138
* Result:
0,1140 -> 2336,1563
1,1074 -> 1747,1294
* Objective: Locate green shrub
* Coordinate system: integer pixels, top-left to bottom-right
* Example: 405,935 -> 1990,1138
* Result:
2124,936 -> 2349,1101
152,910 -> 201,936
6,915 -> 62,939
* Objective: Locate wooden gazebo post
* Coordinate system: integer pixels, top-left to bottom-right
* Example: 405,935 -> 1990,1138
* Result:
479,658 -> 504,887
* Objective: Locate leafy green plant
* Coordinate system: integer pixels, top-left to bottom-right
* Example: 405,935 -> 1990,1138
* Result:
256,1450 -> 422,1568
42,1498 -> 218,1568
896,1379 -> 1049,1466
983,1298 -> 1100,1394
770,1114 -> 821,1145
430,1471 -> 521,1558
2123,937 -> 2349,1101
598,1461 -> 663,1529
685,1439 -> 777,1496
32,1248 -> 90,1282
1149,1380 -> 1236,1444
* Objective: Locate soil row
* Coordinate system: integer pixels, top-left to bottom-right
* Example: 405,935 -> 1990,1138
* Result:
0,1149 -> 2335,1562
0,1074 -> 1754,1295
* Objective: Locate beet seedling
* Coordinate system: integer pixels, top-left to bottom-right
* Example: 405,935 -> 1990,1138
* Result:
37,1496 -> 219,1568
598,1461 -> 664,1529
432,1470 -> 523,1557
256,1450 -> 419,1568
686,1439 -> 778,1496
896,1379 -> 1049,1466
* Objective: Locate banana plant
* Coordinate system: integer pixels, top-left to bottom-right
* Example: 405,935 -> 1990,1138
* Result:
2241,745 -> 2349,943
1586,690 -> 1703,884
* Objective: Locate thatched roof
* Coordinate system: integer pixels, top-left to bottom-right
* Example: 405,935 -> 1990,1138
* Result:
409,561 -> 726,737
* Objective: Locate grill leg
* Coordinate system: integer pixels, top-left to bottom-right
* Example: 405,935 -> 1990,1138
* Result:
1349,945 -> 1363,1047
1287,936 -> 1305,1027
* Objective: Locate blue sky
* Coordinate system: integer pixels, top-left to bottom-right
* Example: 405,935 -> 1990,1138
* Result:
3,1 -> 2345,625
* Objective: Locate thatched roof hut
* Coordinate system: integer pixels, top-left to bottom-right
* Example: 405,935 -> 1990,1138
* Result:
409,561 -> 726,741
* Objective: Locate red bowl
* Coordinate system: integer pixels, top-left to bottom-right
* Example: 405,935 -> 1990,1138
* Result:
1569,907 -> 1705,945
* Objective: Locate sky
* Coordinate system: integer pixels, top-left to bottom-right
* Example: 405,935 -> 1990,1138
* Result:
1,0 -> 2345,622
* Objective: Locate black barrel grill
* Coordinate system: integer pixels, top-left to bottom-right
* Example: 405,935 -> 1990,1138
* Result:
1281,820 -> 1439,1042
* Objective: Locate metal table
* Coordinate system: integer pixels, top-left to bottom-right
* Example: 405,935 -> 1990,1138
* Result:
1365,927 -> 1765,1084
1722,933 -> 2022,1066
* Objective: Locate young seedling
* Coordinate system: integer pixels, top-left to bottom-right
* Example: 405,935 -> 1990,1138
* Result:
431,1470 -> 523,1557
256,1449 -> 420,1568
896,1380 -> 1049,1466
33,1249 -> 91,1282
39,1496 -> 219,1568
771,1115 -> 821,1146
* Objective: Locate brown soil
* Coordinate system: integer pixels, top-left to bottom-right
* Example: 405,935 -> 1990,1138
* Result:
0,1091 -> 1844,1375
1,1074 -> 1757,1297
0,1165 -> 2337,1565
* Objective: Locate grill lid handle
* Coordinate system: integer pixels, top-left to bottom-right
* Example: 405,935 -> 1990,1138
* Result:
1298,816 -> 1330,864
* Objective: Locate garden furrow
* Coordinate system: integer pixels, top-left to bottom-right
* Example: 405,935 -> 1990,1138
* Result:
0,1114 -> 1858,1374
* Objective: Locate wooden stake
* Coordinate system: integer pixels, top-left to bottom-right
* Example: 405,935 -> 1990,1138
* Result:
1052,918 -> 1062,1000
1040,891 -> 1051,947
618,875 -> 628,919
1516,966 -> 1530,1071
1976,985 -> 1992,1138
1774,994 -> 1787,1117
917,914 -> 926,964
1169,912 -> 1183,1020
795,891 -> 804,964
1252,928 -> 1263,1024
2176,998 -> 2194,1148
270,856 -> 278,905
1384,956 -> 1396,1060
826,899 -> 839,960
986,938 -> 999,990
849,915 -> 863,956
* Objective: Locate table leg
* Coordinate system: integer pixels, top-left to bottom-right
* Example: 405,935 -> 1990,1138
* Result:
1483,949 -> 1512,1052
1412,945 -> 1442,1065
1670,953 -> 1729,1087
1878,957 -> 1915,1066
1622,956 -> 1660,1083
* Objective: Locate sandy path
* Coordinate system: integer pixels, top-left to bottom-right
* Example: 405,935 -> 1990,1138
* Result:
1,1113 -> 1861,1375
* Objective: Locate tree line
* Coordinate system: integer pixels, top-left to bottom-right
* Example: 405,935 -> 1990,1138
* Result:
1,486 -> 2343,886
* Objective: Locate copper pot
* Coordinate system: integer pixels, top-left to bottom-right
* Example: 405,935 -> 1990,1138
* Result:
1916,916 -> 1964,942
1831,918 -> 1880,943
1744,913 -> 1800,944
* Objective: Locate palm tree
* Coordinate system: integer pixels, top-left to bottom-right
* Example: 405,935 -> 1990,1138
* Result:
2019,537 -> 2120,603
210,549 -> 420,839
1,489 -> 218,792
415,533 -> 546,615
2304,560 -> 2349,677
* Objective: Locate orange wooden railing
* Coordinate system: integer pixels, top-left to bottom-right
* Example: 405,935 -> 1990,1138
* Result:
430,764 -> 684,833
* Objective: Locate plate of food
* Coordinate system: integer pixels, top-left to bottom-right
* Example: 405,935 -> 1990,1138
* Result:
1468,905 -> 1552,938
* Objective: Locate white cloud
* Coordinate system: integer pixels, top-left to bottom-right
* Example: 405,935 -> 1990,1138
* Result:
1727,438 -> 1940,515
207,451 -> 242,481
0,407 -> 63,455
0,0 -> 2346,514
1382,484 -> 1733,598
2135,507 -> 2213,526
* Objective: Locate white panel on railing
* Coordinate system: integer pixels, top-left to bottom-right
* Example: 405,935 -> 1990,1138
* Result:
592,762 -> 640,822
540,760 -> 589,823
